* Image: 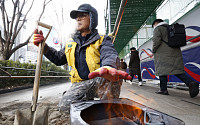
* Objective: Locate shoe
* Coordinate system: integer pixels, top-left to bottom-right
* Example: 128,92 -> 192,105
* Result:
138,82 -> 143,86
189,82 -> 199,98
155,90 -> 169,95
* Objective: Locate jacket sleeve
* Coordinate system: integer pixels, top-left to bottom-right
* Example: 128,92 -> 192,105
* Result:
43,44 -> 67,66
152,27 -> 162,53
100,35 -> 120,69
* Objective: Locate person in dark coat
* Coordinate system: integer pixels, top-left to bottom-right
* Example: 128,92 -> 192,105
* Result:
129,47 -> 143,86
120,59 -> 127,82
152,19 -> 199,97
120,59 -> 127,72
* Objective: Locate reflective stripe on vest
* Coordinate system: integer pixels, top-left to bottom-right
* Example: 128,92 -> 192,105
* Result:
65,35 -> 104,83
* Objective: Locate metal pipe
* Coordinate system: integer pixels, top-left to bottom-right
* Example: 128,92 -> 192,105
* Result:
0,76 -> 70,78
112,0 -> 128,43
0,66 -> 68,74
137,33 -> 138,48
108,0 -> 111,33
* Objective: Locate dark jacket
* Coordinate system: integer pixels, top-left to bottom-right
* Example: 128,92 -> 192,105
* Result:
129,50 -> 141,75
120,62 -> 127,69
152,22 -> 185,76
44,29 -> 119,80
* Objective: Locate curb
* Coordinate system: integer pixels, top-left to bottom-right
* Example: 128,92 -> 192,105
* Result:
0,80 -> 68,94
0,85 -> 33,94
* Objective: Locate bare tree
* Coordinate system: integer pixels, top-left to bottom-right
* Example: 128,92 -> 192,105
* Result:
0,0 -> 52,60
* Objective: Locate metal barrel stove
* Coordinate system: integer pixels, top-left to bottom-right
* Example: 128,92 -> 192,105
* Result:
70,98 -> 185,125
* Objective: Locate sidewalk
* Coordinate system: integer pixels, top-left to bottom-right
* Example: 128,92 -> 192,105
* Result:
120,81 -> 200,125
0,80 -> 67,94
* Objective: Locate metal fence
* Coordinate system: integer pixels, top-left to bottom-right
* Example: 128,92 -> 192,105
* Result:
0,66 -> 70,78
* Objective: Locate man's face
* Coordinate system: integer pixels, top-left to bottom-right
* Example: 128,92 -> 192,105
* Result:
153,22 -> 159,28
76,12 -> 90,32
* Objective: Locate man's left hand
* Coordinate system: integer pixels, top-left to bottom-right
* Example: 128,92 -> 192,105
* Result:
88,66 -> 132,82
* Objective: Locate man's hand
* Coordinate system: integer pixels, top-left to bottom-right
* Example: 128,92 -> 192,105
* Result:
33,29 -> 44,46
88,66 -> 132,82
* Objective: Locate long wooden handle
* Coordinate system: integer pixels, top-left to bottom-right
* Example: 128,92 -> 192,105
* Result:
31,22 -> 52,112
38,21 -> 52,29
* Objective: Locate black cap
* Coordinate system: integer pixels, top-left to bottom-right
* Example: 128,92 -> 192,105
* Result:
70,4 -> 98,31
130,47 -> 136,50
70,4 -> 91,19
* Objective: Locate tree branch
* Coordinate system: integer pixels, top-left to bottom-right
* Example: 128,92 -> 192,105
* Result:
38,0 -> 52,20
10,31 -> 33,57
10,0 -> 52,58
0,0 -> 8,40
4,9 -> 10,38
15,0 -> 34,37
0,30 -> 5,52
9,0 -> 19,42
10,40 -> 28,55
10,0 -> 26,50
45,0 -> 52,6
10,0 -> 34,52
0,0 -> 11,56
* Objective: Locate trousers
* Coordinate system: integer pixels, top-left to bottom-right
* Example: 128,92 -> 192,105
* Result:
130,73 -> 142,82
159,73 -> 193,91
58,77 -> 122,113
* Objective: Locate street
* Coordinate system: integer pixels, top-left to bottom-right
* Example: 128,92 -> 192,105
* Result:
0,81 -> 71,105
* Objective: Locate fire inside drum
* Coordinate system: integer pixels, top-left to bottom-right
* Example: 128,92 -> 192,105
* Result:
80,103 -> 148,125
70,98 -> 185,125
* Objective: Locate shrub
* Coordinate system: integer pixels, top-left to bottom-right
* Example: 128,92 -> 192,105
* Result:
0,60 -> 69,89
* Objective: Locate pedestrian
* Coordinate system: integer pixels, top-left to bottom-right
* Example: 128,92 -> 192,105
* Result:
120,58 -> 127,82
129,47 -> 143,86
33,4 -> 132,113
152,19 -> 199,97
120,59 -> 127,72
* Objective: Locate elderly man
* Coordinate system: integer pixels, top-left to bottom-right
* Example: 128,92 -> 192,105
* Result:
33,4 -> 131,113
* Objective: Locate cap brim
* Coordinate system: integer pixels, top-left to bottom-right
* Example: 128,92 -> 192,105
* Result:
70,10 -> 89,19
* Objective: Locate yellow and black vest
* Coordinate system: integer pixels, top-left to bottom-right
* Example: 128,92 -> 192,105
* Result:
65,35 -> 104,83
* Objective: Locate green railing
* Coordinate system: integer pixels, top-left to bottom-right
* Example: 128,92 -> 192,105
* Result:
0,60 -> 69,89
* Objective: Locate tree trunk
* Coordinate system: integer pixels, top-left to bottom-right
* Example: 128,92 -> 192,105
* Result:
0,31 -> 6,60
0,52 -> 6,60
